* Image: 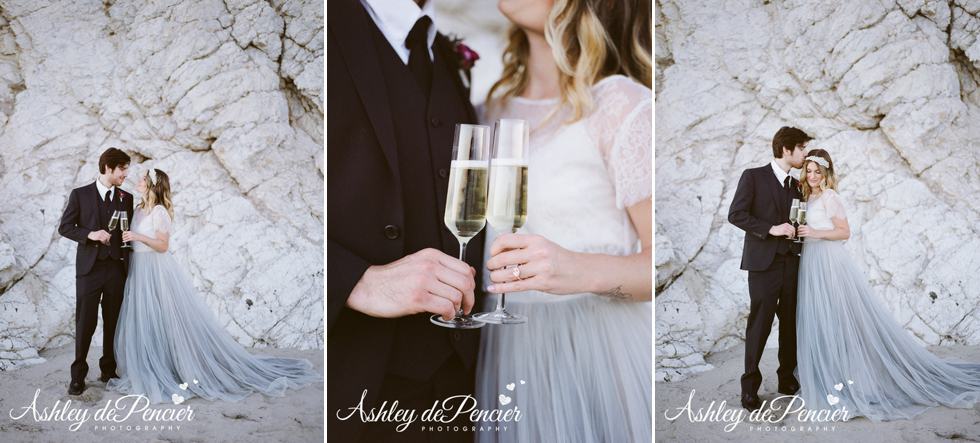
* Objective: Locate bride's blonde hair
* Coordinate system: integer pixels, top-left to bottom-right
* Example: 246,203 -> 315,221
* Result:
801,149 -> 838,201
139,168 -> 174,220
486,0 -> 652,122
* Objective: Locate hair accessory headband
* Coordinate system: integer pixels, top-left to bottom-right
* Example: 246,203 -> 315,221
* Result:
146,166 -> 157,185
805,156 -> 830,169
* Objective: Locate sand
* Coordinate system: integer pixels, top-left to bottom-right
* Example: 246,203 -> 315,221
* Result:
656,344 -> 980,442
0,344 -> 323,442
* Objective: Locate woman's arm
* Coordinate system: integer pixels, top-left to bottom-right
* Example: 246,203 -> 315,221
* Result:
123,229 -> 170,253
485,198 -> 653,301
797,216 -> 850,241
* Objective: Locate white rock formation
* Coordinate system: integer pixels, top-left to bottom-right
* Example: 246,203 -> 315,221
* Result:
0,0 -> 323,371
656,0 -> 980,382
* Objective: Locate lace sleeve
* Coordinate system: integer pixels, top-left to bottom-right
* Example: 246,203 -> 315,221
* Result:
587,76 -> 652,209
609,97 -> 652,208
823,190 -> 848,220
151,205 -> 172,234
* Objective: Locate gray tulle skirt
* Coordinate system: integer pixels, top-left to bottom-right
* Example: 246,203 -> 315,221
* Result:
105,251 -> 320,404
796,239 -> 980,421
474,293 -> 652,442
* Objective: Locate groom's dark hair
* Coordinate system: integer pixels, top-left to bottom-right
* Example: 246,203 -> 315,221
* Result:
771,127 -> 813,158
99,147 -> 131,174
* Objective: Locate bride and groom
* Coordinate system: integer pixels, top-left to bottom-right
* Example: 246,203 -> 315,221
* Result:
59,147 -> 319,403
328,0 -> 651,441
729,127 -> 980,421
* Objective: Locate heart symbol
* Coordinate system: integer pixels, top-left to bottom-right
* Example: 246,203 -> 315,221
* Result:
506,383 -> 515,391
520,380 -> 526,385
179,383 -> 188,390
848,380 -> 853,385
498,394 -> 511,406
827,394 -> 839,405
834,383 -> 843,391
193,379 -> 199,384
172,393 -> 185,405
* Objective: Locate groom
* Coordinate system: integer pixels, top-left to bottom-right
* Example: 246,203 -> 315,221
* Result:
728,126 -> 812,410
327,0 -> 484,441
58,147 -> 134,395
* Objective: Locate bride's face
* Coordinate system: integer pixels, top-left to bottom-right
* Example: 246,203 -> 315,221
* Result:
805,162 -> 823,188
136,174 -> 148,196
498,0 -> 553,34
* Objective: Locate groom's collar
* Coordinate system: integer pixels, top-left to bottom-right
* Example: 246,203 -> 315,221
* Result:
769,159 -> 790,185
359,0 -> 437,64
95,177 -> 116,201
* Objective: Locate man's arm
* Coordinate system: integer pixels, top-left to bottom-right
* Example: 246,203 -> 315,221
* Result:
58,189 -> 93,244
728,169 -> 772,239
327,238 -> 372,334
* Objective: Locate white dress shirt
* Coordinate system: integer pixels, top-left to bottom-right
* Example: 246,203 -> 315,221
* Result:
95,178 -> 115,202
770,159 -> 790,187
359,0 -> 437,64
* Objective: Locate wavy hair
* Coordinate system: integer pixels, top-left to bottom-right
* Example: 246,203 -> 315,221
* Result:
801,149 -> 838,201
486,0 -> 652,122
139,169 -> 175,220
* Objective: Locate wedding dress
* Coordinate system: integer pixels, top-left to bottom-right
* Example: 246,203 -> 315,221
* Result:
796,189 -> 980,421
106,205 -> 320,404
475,75 -> 652,442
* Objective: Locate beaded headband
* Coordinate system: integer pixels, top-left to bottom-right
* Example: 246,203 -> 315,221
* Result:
805,156 -> 830,169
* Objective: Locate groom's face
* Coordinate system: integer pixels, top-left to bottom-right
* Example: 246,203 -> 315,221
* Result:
106,164 -> 129,187
785,143 -> 807,169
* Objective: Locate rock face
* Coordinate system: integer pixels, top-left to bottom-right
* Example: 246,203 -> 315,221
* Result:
0,0 -> 324,371
656,0 -> 980,382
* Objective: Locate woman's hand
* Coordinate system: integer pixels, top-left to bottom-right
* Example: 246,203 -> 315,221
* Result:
122,231 -> 142,243
796,226 -> 822,239
485,233 -> 585,295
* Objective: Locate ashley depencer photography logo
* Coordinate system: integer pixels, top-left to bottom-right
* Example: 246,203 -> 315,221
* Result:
336,379 -> 528,433
7,389 -> 195,432
663,389 -> 851,433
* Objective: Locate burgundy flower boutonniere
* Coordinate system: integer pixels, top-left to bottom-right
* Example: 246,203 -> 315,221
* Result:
449,35 -> 479,89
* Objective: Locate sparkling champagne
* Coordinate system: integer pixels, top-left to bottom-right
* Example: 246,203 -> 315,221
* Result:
120,216 -> 129,232
444,160 -> 488,240
789,206 -> 798,223
797,208 -> 807,225
486,160 -> 528,231
108,212 -> 119,231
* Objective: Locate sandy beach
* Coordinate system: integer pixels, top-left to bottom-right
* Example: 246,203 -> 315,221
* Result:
0,345 -> 323,443
656,344 -> 980,442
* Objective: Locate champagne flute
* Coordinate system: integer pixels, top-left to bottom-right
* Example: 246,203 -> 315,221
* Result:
473,118 -> 529,325
120,211 -> 131,248
789,198 -> 800,243
795,201 -> 807,244
107,211 -> 120,247
430,124 -> 491,329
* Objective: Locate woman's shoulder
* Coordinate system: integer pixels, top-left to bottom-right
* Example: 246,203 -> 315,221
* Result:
593,75 -> 652,103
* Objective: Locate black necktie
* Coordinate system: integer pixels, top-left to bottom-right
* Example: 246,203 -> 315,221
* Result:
104,190 -> 111,202
783,176 -> 791,190
406,16 -> 433,97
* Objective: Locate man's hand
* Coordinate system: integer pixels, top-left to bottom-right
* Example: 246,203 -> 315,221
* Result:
346,248 -> 477,320
87,230 -> 111,245
768,223 -> 796,238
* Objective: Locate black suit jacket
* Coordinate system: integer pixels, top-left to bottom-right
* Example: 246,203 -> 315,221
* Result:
728,164 -> 802,271
327,0 -> 482,439
58,182 -> 134,277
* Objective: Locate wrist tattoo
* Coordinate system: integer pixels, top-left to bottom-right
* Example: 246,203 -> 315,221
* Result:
597,286 -> 632,300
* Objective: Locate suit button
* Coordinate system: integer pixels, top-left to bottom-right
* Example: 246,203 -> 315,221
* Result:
430,117 -> 441,127
383,225 -> 400,240
438,168 -> 448,179
452,331 -> 461,341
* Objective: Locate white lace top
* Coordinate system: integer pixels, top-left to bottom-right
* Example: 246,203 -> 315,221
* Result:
480,75 -> 652,298
804,189 -> 848,239
131,204 -> 172,253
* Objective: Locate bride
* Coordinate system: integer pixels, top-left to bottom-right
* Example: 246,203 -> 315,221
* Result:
795,149 -> 980,420
106,167 -> 320,404
475,0 -> 652,441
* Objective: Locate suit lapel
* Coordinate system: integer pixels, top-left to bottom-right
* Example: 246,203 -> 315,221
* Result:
328,0 -> 401,181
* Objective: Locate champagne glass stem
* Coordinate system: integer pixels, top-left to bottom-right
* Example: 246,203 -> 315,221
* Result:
454,240 -> 469,317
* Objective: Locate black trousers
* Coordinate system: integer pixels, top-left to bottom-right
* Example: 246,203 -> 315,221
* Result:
359,354 -> 475,443
71,258 -> 125,383
741,253 -> 799,396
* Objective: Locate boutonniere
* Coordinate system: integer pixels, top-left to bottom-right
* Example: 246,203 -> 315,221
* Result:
448,35 -> 479,89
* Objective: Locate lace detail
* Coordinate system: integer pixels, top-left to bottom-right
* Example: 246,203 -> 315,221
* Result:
820,189 -> 847,220
151,205 -> 172,234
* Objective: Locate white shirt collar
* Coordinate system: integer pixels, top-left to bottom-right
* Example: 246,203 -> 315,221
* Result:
770,159 -> 790,186
359,0 -> 437,64
95,178 -> 115,201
